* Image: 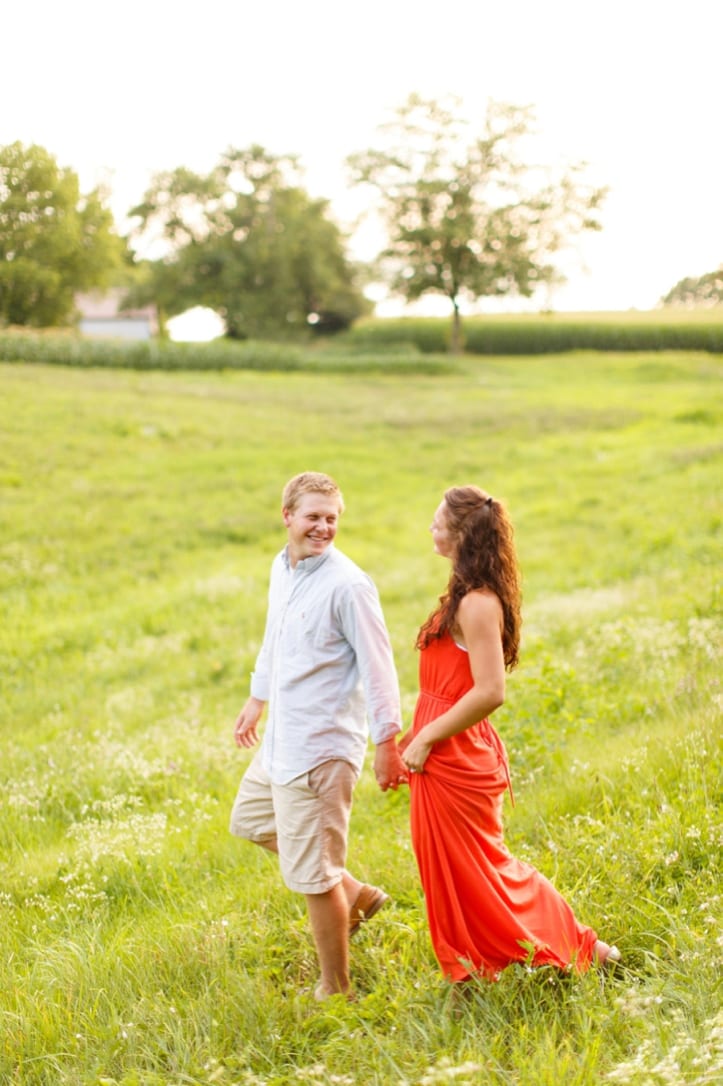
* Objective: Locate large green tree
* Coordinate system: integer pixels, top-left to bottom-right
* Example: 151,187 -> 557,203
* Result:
0,142 -> 124,327
128,146 -> 370,339
347,96 -> 607,351
661,268 -> 723,307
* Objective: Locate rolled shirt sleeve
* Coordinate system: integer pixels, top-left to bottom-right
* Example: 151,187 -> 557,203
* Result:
335,579 -> 401,745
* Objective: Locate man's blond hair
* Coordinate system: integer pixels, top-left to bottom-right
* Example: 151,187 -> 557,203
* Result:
282,472 -> 345,514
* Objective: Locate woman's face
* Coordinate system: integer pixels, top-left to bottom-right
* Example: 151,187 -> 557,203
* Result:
430,500 -> 456,558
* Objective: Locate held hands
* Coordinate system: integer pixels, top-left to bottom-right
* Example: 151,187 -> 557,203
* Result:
374,737 -> 410,792
233,697 -> 265,748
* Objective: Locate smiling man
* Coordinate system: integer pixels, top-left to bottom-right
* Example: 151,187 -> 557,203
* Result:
229,472 -> 407,1001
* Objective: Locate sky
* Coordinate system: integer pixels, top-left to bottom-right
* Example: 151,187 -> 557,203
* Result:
3,0 -> 722,326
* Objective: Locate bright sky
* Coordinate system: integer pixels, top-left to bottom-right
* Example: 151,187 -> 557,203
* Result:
4,0 -> 721,322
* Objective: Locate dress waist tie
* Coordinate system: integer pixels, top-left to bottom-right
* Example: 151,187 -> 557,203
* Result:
419,689 -> 515,807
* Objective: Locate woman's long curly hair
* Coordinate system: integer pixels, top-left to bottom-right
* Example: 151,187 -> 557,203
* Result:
416,486 -> 522,670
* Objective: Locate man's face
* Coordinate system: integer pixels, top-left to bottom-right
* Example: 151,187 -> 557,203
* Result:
283,491 -> 341,566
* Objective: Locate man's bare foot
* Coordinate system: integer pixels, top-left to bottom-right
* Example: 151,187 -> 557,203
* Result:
313,980 -> 356,1002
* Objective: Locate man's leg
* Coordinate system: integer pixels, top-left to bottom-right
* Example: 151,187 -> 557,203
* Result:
306,883 -> 352,998
250,836 -> 372,925
340,871 -> 363,906
274,760 -> 388,994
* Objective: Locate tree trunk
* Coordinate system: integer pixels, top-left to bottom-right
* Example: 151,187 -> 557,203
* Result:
156,304 -> 169,341
449,298 -> 463,354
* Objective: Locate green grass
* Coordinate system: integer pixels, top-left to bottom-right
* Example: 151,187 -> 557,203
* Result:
3,310 -> 723,372
0,330 -> 454,374
1,352 -> 721,1085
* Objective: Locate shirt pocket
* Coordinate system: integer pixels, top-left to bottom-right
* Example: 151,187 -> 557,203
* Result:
282,605 -> 324,656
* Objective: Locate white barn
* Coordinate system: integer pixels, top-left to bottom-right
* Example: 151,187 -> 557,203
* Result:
76,289 -> 158,340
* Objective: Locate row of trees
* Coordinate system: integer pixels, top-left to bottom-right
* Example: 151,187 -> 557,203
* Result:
661,269 -> 723,308
1,97 -> 720,347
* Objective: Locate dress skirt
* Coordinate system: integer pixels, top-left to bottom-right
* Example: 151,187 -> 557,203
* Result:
409,633 -> 597,981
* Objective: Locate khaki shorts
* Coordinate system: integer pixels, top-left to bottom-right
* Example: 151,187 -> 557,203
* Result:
229,751 -> 359,894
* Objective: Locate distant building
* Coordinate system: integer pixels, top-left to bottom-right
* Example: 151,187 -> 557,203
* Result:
75,289 -> 158,340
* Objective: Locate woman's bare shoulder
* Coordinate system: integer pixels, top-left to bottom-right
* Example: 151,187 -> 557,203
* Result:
457,587 -> 502,617
456,589 -> 503,643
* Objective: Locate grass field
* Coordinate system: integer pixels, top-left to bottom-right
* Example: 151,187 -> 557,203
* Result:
1,352 -> 721,1085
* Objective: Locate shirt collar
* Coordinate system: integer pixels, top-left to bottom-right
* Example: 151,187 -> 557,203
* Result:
282,544 -> 334,575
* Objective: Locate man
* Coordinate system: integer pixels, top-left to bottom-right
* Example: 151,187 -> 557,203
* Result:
230,472 -> 408,1000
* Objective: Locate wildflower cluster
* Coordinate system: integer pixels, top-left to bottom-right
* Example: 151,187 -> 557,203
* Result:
605,1004 -> 723,1084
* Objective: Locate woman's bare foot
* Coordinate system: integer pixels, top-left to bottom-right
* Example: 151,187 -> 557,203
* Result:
593,939 -> 621,966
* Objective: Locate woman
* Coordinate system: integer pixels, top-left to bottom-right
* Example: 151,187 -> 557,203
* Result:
400,486 -> 620,983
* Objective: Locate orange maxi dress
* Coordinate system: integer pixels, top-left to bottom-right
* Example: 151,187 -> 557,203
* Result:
409,632 -> 598,982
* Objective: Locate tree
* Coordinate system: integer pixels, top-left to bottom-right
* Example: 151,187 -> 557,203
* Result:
661,268 -> 723,307
347,96 -> 607,352
0,142 -> 124,327
128,146 -> 370,339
